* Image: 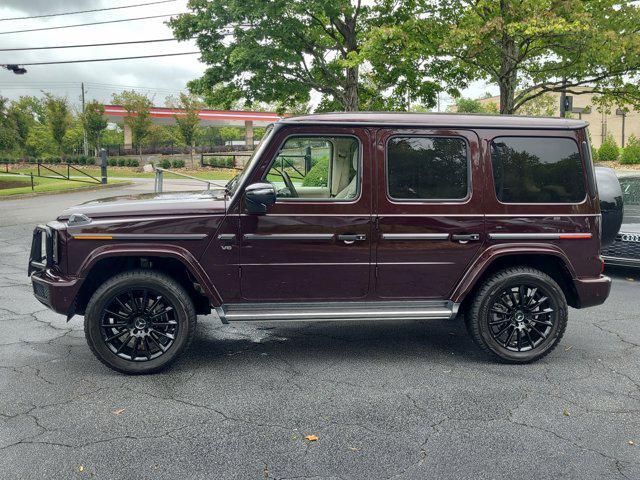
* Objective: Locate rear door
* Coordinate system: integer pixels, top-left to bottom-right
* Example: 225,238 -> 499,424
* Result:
374,128 -> 485,299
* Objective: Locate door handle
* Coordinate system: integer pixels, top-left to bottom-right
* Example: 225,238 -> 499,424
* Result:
451,233 -> 480,243
338,234 -> 367,244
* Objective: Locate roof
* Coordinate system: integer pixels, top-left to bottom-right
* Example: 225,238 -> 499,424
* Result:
103,105 -> 281,127
280,112 -> 588,130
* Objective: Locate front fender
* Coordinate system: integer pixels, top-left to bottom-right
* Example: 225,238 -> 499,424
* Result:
76,243 -> 223,307
450,243 -> 577,304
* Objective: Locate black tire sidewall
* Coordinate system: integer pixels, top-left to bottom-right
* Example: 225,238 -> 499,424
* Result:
85,272 -> 195,374
475,271 -> 567,363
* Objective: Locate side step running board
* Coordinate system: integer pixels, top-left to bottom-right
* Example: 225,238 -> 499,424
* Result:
216,301 -> 458,323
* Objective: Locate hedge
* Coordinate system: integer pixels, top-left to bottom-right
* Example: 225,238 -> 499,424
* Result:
302,157 -> 329,187
621,135 -> 640,165
598,135 -> 619,162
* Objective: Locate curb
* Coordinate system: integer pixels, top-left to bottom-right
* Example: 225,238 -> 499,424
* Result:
0,181 -> 133,201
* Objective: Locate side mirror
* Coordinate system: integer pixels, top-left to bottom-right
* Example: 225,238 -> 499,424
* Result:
245,182 -> 276,214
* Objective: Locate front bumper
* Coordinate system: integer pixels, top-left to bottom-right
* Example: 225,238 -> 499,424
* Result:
31,270 -> 81,316
573,275 -> 612,308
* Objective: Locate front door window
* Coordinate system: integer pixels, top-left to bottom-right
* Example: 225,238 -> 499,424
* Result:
265,136 -> 360,201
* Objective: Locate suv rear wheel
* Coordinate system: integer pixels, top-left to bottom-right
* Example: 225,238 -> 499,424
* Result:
84,270 -> 196,374
465,267 -> 568,363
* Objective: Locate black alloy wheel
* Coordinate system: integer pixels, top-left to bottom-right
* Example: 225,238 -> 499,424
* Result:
466,267 -> 568,363
487,284 -> 555,353
101,287 -> 178,362
85,270 -> 196,374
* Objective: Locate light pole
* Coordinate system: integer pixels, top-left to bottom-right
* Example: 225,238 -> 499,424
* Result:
615,108 -> 627,147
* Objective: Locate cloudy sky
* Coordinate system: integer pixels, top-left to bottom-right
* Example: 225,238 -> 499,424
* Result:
0,0 -> 491,112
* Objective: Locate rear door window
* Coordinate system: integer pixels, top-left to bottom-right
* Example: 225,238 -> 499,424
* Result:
386,136 -> 469,200
491,137 -> 586,203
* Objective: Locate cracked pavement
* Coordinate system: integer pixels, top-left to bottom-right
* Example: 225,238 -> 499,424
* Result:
1,184 -> 639,479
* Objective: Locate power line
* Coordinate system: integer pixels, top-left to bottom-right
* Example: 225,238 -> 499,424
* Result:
13,51 -> 200,66
0,38 -> 186,51
0,0 -> 178,22
0,13 -> 184,35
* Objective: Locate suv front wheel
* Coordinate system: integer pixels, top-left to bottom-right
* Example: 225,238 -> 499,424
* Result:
84,269 -> 197,374
465,267 -> 568,363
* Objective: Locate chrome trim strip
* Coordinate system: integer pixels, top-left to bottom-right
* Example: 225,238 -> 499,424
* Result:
602,256 -> 640,265
238,262 -> 452,266
381,233 -> 450,241
486,213 -> 600,218
217,234 -> 236,241
243,233 -> 335,241
72,233 -> 208,240
225,309 -> 453,322
488,233 -> 592,240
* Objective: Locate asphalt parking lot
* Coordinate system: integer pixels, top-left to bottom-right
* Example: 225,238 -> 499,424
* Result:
1,184 -> 639,479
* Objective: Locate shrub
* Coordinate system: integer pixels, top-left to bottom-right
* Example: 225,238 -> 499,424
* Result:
172,159 -> 185,168
108,158 -> 117,167
160,159 -> 172,169
225,157 -> 234,168
85,157 -> 95,166
128,159 -> 140,167
117,158 -> 126,167
598,134 -> 619,162
621,135 -> 640,165
302,157 -> 329,187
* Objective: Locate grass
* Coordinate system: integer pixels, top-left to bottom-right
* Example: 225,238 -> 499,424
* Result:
0,174 -> 127,197
8,165 -> 236,181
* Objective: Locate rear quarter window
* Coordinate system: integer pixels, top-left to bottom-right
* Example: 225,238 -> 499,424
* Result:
491,136 -> 586,203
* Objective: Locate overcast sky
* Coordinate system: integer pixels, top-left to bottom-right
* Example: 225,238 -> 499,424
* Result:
0,0 -> 492,112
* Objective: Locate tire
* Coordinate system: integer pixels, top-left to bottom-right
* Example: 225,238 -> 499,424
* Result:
465,267 -> 568,363
84,269 -> 196,374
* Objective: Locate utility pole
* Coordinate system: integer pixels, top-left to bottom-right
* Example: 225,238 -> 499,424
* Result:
81,82 -> 89,156
559,77 -> 567,118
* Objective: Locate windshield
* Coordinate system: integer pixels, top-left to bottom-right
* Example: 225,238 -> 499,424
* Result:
225,124 -> 275,196
621,176 -> 640,224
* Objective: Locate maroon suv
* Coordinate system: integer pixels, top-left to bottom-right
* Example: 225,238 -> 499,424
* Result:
29,113 -> 618,374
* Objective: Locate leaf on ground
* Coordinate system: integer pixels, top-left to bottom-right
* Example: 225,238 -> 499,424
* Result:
562,408 -> 570,417
304,434 -> 318,441
565,345 -> 573,351
78,465 -> 84,472
112,408 -> 126,416
348,447 -> 359,452
628,440 -> 635,446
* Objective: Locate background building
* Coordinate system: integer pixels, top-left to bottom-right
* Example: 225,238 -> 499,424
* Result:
477,88 -> 640,148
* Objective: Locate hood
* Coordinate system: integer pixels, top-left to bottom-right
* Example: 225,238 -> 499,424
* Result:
58,190 -> 228,220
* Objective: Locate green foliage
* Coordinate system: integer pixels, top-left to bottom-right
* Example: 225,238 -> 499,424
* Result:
112,91 -> 153,155
452,98 -> 498,114
108,159 -> 117,167
172,159 -> 185,168
170,1 -> 389,112
128,159 -> 140,167
160,159 -> 172,169
621,135 -> 640,165
44,94 -> 70,155
81,101 -> 107,154
117,158 -> 126,167
598,135 -> 620,162
169,93 -> 201,149
302,157 -> 329,187
365,0 -> 640,114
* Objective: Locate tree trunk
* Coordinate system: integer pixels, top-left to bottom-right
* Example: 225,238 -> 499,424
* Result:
343,65 -> 359,111
498,0 -> 518,115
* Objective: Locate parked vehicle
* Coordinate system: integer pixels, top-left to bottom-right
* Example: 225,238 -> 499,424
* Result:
29,113 -> 621,373
601,174 -> 640,268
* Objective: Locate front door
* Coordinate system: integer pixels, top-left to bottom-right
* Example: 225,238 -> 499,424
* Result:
374,128 -> 485,299
239,126 -> 373,301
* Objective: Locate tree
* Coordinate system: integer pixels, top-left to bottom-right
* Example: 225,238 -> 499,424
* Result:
112,91 -> 153,160
451,97 -> 498,114
169,93 -> 202,166
0,97 -> 17,153
170,0 -> 407,112
81,101 -> 108,156
44,94 -> 70,157
368,0 -> 640,114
